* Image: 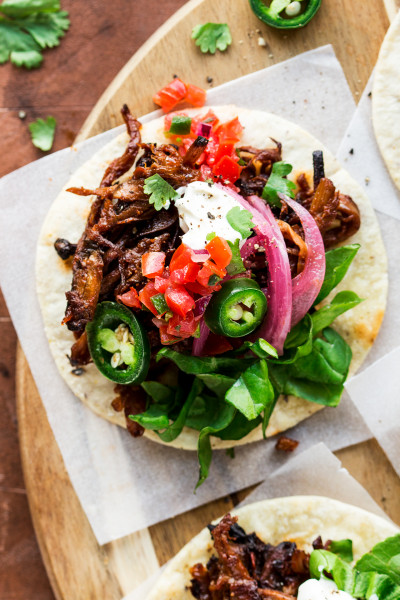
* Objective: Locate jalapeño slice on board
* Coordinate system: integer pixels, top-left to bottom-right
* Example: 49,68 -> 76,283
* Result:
249,0 -> 321,29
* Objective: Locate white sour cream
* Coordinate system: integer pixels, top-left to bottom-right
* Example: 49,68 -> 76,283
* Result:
297,579 -> 356,600
175,181 -> 243,249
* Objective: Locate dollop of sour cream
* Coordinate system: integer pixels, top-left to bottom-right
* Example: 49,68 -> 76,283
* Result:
175,181 -> 243,249
297,579 -> 356,600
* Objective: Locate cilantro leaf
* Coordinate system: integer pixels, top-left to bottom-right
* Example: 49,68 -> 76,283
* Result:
191,23 -> 232,54
28,115 -> 56,151
0,1 -> 70,68
143,174 -> 178,211
0,0 -> 60,18
0,18 -> 42,67
226,206 -> 254,239
262,161 -> 296,208
226,239 -> 246,276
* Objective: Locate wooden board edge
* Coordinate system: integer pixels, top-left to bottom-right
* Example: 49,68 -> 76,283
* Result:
75,0 -> 205,143
16,344 -> 64,600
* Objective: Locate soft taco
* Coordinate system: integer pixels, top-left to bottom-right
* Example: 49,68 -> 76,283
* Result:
145,496 -> 400,600
373,10 -> 400,191
36,105 -> 387,483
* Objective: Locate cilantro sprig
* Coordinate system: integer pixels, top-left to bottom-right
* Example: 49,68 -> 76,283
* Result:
0,0 -> 70,69
144,174 -> 178,211
262,161 -> 296,208
226,206 -> 254,239
191,23 -> 232,54
28,115 -> 56,151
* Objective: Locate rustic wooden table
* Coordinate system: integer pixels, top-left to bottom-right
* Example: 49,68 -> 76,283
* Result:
0,2 -> 186,597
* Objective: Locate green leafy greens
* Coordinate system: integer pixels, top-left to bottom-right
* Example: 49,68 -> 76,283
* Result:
226,239 -> 246,276
309,534 -> 400,599
28,115 -> 56,151
0,0 -> 70,69
127,241 -> 363,487
262,161 -> 296,208
143,174 -> 179,211
191,22 -> 232,54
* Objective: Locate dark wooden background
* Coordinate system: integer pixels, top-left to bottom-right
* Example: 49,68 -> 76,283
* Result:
0,1 -> 186,597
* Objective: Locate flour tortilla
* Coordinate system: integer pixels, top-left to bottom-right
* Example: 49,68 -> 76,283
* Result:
36,106 -> 387,450
145,496 -> 399,600
373,11 -> 400,190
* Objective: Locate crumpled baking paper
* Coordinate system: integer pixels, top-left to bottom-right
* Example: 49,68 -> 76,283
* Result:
0,44 -> 399,546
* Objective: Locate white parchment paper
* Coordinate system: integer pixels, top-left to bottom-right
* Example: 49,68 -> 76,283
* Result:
1,45 -> 399,545
123,443 -> 394,600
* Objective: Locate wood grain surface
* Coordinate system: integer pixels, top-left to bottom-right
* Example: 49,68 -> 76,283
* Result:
10,0 -> 400,598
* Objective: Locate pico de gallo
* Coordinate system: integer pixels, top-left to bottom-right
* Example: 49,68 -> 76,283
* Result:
56,104 -> 362,485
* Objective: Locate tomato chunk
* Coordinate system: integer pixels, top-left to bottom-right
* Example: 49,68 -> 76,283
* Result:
170,262 -> 200,284
170,243 -> 194,271
206,236 -> 232,269
165,284 -> 195,317
142,252 -> 166,278
154,274 -> 170,293
216,117 -> 243,143
185,83 -> 206,108
197,260 -> 226,287
153,78 -> 187,113
167,311 -> 198,338
117,287 -> 141,309
213,155 -> 243,184
138,282 -> 158,315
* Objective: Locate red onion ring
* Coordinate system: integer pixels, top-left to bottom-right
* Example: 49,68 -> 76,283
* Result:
214,184 -> 292,354
281,194 -> 325,327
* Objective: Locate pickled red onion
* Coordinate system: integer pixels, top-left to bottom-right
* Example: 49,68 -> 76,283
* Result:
281,195 -> 325,327
192,296 -> 211,356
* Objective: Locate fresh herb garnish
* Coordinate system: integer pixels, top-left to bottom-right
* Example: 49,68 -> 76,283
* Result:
309,534 -> 400,599
262,161 -> 296,208
191,22 -> 232,54
28,115 -> 56,151
143,174 -> 178,211
0,0 -> 70,69
226,239 -> 246,276
226,206 -> 254,239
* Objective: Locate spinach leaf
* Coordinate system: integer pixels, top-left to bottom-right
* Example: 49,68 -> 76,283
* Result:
315,244 -> 360,305
186,393 -> 226,430
196,403 -> 236,488
272,313 -> 314,364
289,327 -> 352,385
312,291 -> 363,334
157,378 -> 203,442
214,411 -> 261,440
141,381 -> 175,407
157,347 -> 254,375
225,359 -> 275,419
269,328 -> 351,406
356,535 -> 400,585
329,539 -> 354,562
310,542 -> 400,600
129,405 -> 170,430
197,373 -> 236,397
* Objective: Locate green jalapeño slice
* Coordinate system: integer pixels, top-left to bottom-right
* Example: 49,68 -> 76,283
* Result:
249,0 -> 321,29
204,278 -> 267,338
86,301 -> 150,385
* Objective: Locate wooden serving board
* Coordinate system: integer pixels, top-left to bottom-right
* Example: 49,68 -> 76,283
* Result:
17,0 -> 400,597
